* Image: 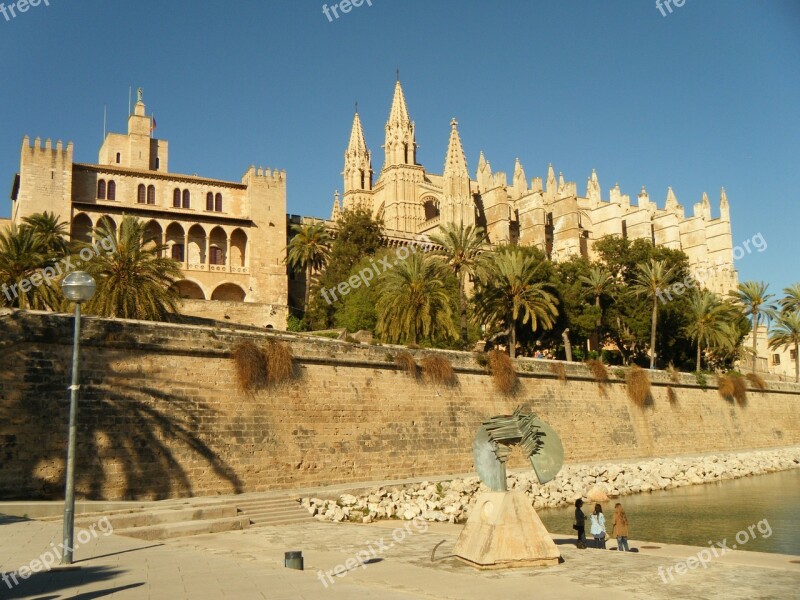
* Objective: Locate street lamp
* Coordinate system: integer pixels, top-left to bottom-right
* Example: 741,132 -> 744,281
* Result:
60,271 -> 96,565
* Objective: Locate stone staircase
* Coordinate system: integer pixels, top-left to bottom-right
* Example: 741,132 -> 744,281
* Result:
40,494 -> 313,541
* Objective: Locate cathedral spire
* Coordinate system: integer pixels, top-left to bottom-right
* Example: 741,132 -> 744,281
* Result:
383,79 -> 416,167
343,111 -> 372,194
720,187 -> 730,221
513,158 -> 527,195
666,186 -> 679,209
346,111 -> 368,156
443,118 -> 468,178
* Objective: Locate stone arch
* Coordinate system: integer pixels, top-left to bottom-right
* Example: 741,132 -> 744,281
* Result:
71,213 -> 93,244
143,220 -> 164,255
209,226 -> 227,266
211,282 -> 246,302
187,224 -> 206,265
95,215 -> 117,242
230,228 -> 247,268
174,279 -> 205,300
422,196 -> 440,221
165,222 -> 185,262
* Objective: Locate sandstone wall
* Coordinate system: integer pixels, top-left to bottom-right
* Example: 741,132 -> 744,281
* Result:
1,309 -> 798,501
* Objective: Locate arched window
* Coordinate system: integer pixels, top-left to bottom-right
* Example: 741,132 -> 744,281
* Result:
147,185 -> 156,205
210,247 -> 224,265
182,189 -> 191,209
107,180 -> 116,200
214,193 -> 222,212
115,152 -> 121,164
97,179 -> 106,199
137,184 -> 146,204
206,192 -> 214,211
173,188 -> 181,208
171,244 -> 185,262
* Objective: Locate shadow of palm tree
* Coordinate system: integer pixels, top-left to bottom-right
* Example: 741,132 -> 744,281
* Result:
0,566 -> 138,599
0,310 -> 243,500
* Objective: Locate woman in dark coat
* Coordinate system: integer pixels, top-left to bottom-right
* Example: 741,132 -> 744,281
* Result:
574,498 -> 587,549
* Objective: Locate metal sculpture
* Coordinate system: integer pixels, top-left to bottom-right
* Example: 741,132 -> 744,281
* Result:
472,406 -> 564,491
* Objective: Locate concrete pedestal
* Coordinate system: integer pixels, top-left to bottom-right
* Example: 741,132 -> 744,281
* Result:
453,491 -> 561,569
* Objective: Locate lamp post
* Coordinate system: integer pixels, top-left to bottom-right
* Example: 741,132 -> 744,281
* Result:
60,271 -> 96,566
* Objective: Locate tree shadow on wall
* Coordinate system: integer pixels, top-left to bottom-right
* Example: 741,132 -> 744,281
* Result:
0,318 -> 243,501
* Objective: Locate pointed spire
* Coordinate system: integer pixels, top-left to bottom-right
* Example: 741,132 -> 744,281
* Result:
666,186 -> 679,208
478,151 -> 487,171
586,168 -> 601,201
702,191 -> 710,207
387,79 -> 411,128
331,191 -> 341,220
346,111 -> 368,155
444,118 -> 468,178
513,158 -> 527,195
720,187 -> 730,221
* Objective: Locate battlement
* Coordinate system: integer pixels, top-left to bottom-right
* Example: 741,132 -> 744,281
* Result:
21,135 -> 73,159
241,165 -> 286,187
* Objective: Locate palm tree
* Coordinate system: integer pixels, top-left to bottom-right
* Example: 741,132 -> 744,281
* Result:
375,252 -> 457,345
769,311 -> 800,383
429,222 -> 487,346
630,259 -> 678,369
684,290 -> 736,372
579,266 -> 614,350
82,216 -> 183,321
0,225 -> 49,309
779,283 -> 800,314
21,211 -> 71,257
286,222 -> 332,311
472,248 -> 559,359
732,281 -> 776,373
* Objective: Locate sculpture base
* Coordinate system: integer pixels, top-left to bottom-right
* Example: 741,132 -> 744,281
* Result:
453,491 -> 561,569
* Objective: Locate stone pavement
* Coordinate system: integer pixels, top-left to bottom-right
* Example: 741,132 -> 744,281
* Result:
1,514 -> 798,599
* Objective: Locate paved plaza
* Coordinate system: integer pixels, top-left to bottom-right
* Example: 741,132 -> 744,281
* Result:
1,512 -> 798,599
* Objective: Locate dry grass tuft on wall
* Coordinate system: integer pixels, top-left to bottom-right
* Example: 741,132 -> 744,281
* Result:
420,355 -> 456,387
718,372 -> 748,406
394,351 -> 418,378
232,341 -> 268,392
626,365 -> 652,407
549,362 -> 567,383
488,350 -> 518,395
746,373 -> 768,391
586,359 -> 610,384
264,339 -> 295,386
666,386 -> 678,404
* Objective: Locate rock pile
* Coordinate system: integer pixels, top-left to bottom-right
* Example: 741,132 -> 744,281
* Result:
302,447 -> 800,524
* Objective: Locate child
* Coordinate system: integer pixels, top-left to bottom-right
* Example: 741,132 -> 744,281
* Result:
612,503 -> 630,551
589,503 -> 606,549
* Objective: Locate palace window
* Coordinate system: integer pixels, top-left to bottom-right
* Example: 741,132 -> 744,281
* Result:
173,188 -> 181,208
137,184 -> 146,204
210,246 -> 224,265
215,193 -> 223,212
206,192 -> 214,211
97,180 -> 106,199
147,185 -> 156,205
116,152 -> 121,164
792,349 -> 797,361
182,189 -> 191,209
172,244 -> 185,262
772,354 -> 781,366
107,180 -> 116,200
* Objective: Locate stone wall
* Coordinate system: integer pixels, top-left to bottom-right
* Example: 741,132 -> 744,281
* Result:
1,309 -> 798,501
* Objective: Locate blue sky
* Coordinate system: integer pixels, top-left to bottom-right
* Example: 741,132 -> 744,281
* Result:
1,0 -> 798,293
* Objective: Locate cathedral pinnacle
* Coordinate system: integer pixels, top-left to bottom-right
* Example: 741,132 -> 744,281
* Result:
443,117 -> 468,178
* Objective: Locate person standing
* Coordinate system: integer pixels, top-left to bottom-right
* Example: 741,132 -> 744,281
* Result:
574,499 -> 587,549
612,503 -> 630,551
589,503 -> 606,549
